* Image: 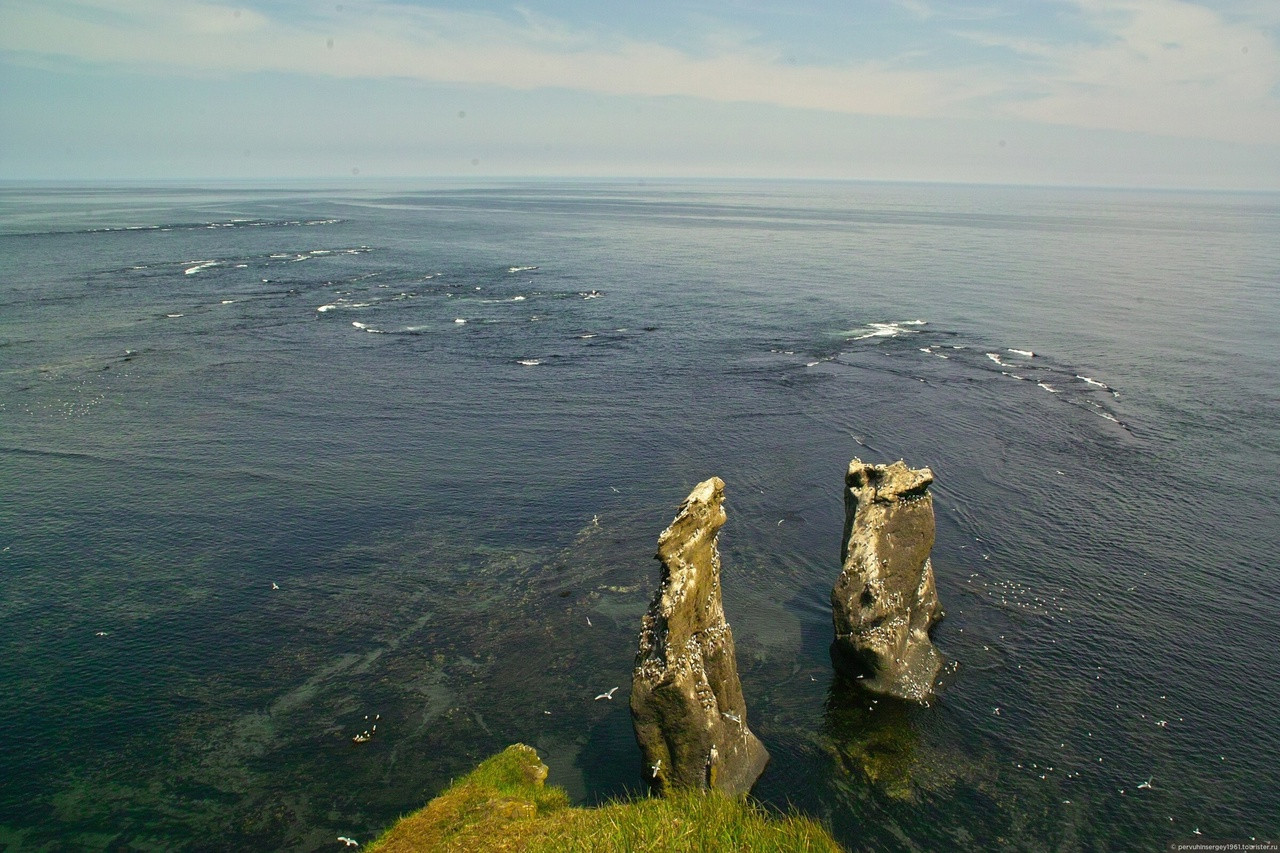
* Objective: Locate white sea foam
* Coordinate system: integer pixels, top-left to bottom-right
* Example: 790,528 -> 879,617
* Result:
317,304 -> 338,312
1002,371 -> 1026,380
1077,375 -> 1109,389
806,361 -> 821,367
849,321 -> 925,340
352,321 -> 368,329
166,313 -> 184,318
220,300 -> 236,305
512,295 -> 527,301
516,359 -> 542,366
986,352 -> 1006,365
454,318 -> 467,324
1008,348 -> 1035,357
508,266 -> 538,273
1038,382 -> 1060,393
579,333 -> 596,339
582,290 -> 602,299
184,261 -> 218,275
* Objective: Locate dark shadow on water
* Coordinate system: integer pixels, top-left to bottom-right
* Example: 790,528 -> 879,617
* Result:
575,700 -> 648,806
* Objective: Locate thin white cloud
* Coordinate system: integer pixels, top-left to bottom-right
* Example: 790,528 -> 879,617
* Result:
894,0 -> 937,20
964,0 -> 1280,143
2,0 -> 1279,144
0,0 -> 995,117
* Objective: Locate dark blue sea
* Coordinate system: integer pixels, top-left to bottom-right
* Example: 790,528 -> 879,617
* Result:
1,180 -> 1277,852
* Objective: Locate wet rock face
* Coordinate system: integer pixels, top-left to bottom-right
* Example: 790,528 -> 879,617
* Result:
831,459 -> 944,701
630,477 -> 769,795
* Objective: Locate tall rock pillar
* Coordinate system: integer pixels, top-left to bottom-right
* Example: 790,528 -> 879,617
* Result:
630,477 -> 769,795
832,459 -> 944,701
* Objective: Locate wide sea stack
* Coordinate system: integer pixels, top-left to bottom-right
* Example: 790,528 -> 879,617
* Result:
831,459 -> 944,700
630,477 -> 769,795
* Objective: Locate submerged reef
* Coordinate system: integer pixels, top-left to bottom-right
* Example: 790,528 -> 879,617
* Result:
630,477 -> 770,795
831,459 -> 945,700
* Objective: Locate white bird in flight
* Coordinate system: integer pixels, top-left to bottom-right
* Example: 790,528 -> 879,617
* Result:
595,687 -> 619,701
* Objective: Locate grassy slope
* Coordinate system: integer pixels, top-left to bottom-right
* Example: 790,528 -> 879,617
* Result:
365,744 -> 844,853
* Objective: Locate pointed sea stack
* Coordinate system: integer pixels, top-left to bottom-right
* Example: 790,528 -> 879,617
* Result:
630,477 -> 769,795
831,459 -> 944,701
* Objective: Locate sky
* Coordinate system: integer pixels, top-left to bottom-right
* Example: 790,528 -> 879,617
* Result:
2,0 -> 1279,187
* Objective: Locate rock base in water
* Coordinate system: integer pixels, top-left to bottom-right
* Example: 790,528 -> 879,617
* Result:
831,458 -> 944,700
630,477 -> 769,795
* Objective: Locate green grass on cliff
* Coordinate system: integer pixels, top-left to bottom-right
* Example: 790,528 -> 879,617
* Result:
364,744 -> 844,853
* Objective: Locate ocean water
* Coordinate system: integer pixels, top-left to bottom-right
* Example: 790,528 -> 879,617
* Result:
1,179 -> 1277,852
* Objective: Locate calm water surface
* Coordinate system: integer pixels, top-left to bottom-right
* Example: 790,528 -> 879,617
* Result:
1,180 -> 1277,851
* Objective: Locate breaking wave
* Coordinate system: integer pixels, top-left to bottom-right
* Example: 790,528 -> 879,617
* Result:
844,320 -> 927,340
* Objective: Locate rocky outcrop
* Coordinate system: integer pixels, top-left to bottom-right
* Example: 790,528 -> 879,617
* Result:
630,477 -> 769,795
831,459 -> 943,701
364,744 -> 842,853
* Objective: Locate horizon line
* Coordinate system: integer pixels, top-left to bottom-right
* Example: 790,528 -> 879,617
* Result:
3,175 -> 1278,194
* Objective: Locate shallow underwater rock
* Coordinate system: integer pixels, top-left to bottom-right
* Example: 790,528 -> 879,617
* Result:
630,477 -> 769,795
831,459 -> 944,700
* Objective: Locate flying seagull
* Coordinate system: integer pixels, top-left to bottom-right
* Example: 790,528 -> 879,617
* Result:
594,687 -> 619,701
